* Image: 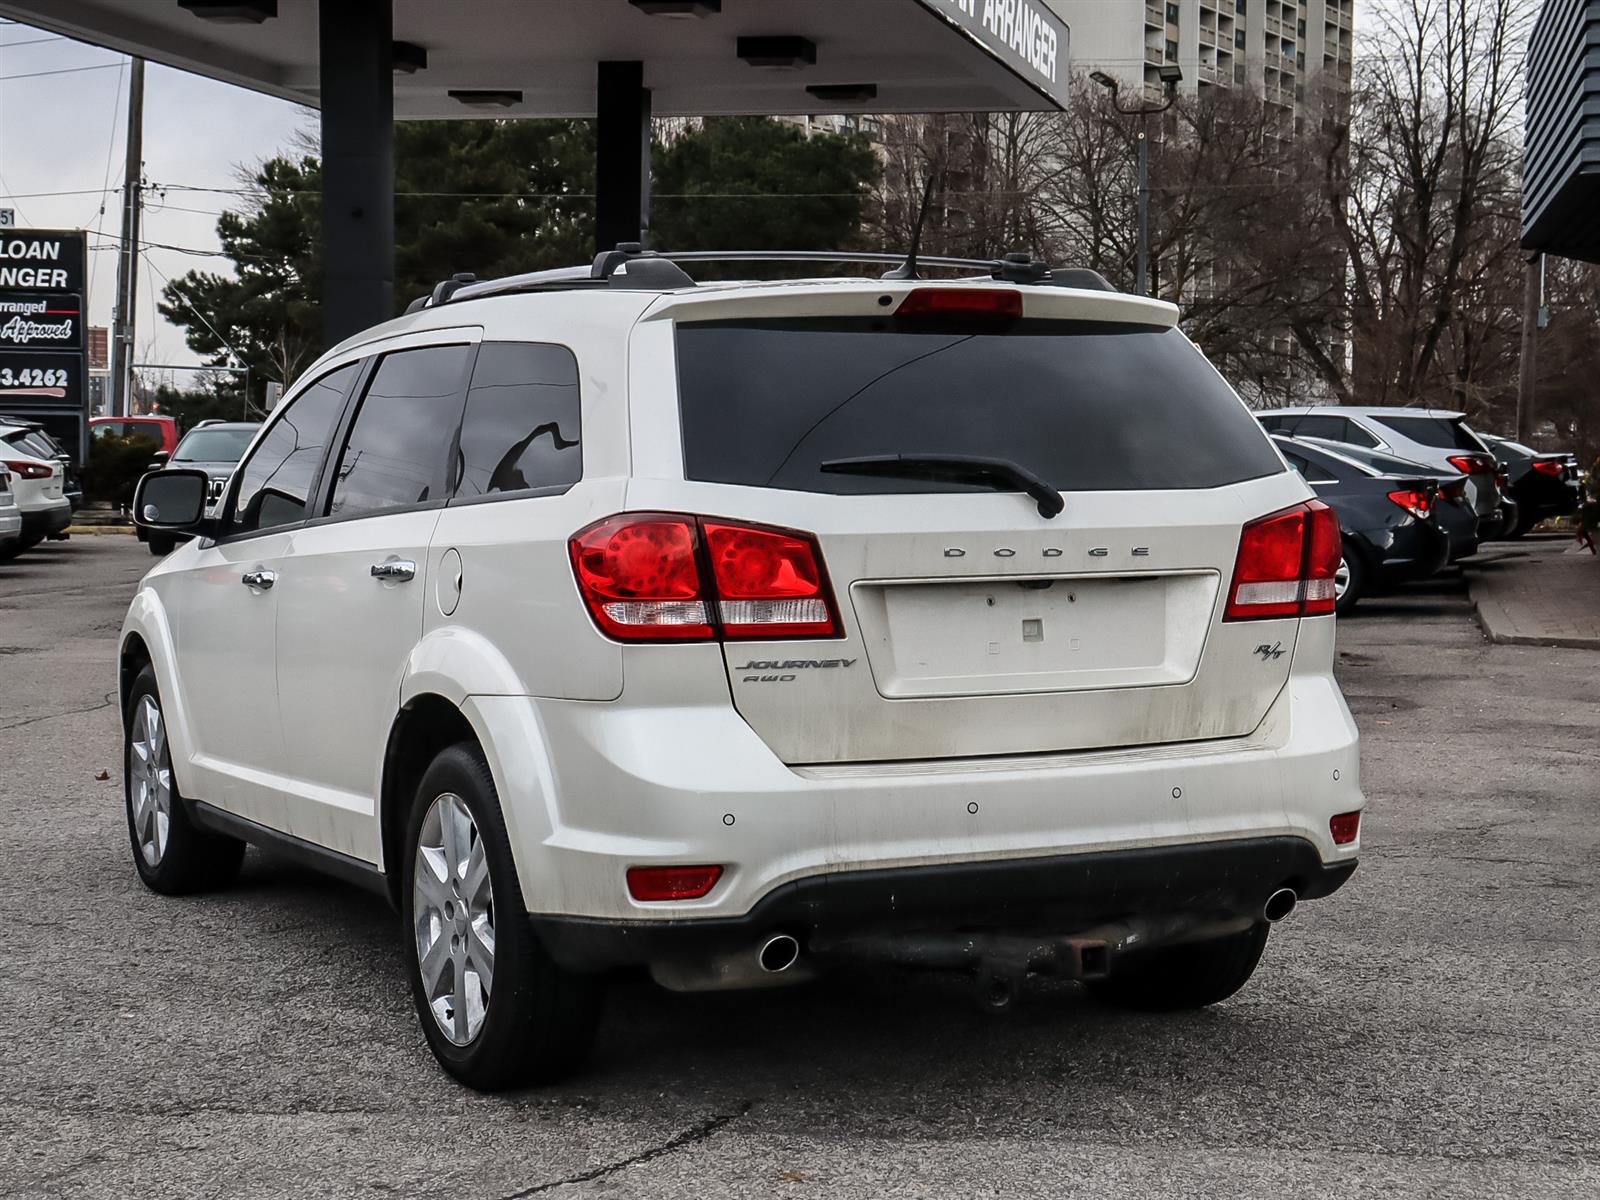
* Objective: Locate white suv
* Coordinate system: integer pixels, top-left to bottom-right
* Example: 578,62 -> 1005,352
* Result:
123,251 -> 1363,1089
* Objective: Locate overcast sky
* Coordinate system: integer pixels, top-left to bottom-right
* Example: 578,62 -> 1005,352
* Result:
0,18 -> 308,369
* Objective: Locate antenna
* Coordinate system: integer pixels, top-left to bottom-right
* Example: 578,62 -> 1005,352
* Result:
883,170 -> 940,281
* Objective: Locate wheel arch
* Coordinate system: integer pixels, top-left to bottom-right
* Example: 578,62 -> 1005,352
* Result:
119,631 -> 152,730
379,693 -> 483,911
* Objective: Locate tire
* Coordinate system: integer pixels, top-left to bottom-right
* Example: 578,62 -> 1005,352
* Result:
403,743 -> 601,1090
1334,541 -> 1367,616
1089,923 -> 1270,1011
0,541 -> 20,563
147,533 -> 176,556
123,665 -> 246,895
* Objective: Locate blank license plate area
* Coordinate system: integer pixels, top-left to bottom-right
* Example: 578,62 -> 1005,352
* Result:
853,574 -> 1214,699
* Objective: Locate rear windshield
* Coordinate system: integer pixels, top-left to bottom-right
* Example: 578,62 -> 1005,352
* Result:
1371,414 -> 1485,452
174,428 -> 256,463
676,318 -> 1282,493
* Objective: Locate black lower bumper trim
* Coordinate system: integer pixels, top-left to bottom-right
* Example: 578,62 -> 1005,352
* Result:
532,837 -> 1356,972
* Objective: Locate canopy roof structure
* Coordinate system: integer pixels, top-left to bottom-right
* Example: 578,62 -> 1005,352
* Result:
0,0 -> 1072,115
0,0 -> 1072,346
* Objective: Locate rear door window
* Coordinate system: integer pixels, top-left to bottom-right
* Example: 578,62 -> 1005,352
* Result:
450,342 -> 581,500
1371,414 -> 1485,452
327,345 -> 472,519
676,319 -> 1282,493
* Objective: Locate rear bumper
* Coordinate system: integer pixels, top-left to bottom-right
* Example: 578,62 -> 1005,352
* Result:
533,836 -> 1356,972
469,617 -> 1363,930
1367,518 -> 1450,585
19,503 -> 70,540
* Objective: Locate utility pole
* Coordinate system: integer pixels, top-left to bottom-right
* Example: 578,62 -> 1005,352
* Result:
109,58 -> 145,419
1515,251 -> 1541,443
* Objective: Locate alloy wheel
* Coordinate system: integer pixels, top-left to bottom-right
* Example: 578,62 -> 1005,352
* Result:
413,793 -> 496,1046
1334,557 -> 1352,600
129,695 -> 172,867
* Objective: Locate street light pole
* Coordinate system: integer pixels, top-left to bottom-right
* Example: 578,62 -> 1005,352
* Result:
1136,122 -> 1149,296
1090,66 -> 1182,298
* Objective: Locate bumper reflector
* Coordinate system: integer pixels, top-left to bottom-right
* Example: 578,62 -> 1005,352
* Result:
626,864 -> 724,901
1330,811 -> 1361,845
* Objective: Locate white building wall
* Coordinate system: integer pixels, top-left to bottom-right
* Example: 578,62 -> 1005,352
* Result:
1053,0 -> 1353,115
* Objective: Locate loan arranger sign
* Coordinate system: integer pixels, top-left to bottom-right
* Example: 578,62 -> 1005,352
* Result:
915,0 -> 1071,109
0,230 -> 90,463
0,230 -> 86,292
0,294 -> 84,351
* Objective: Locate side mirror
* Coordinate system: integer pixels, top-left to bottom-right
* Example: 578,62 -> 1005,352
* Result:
148,451 -> 170,469
133,469 -> 209,531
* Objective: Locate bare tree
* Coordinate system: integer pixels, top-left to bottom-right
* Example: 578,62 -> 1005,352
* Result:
1314,0 -> 1533,406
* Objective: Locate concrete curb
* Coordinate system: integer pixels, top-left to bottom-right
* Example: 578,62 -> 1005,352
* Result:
1466,563 -> 1600,652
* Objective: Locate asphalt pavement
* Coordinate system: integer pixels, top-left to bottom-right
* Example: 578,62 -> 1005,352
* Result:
2,536 -> 1597,1198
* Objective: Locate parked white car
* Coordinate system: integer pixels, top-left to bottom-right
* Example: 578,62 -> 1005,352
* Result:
0,423 -> 72,560
1255,407 -> 1506,534
121,251 -> 1364,1089
0,464 -> 22,550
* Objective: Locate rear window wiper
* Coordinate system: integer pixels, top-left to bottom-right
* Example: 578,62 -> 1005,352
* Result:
820,454 -> 1065,519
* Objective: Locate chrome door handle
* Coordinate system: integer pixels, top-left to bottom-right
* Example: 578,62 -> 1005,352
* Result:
241,569 -> 276,590
370,560 -> 417,582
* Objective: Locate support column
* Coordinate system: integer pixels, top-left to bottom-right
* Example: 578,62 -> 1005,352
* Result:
319,0 -> 394,345
595,61 -> 651,255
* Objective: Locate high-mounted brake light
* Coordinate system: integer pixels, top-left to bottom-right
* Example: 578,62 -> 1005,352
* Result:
1386,489 -> 1433,519
895,287 -> 1023,319
1446,454 -> 1494,476
1531,459 -> 1565,478
569,513 -> 841,642
626,865 -> 723,902
1224,499 -> 1340,621
2,459 -> 53,480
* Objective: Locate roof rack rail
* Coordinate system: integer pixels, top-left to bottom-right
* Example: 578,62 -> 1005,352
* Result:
411,245 -> 1120,311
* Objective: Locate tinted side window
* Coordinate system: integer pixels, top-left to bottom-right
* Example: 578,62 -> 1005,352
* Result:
1283,414 -> 1347,441
1340,420 -> 1380,448
1282,449 -> 1338,484
328,345 -> 471,518
230,363 -> 356,534
452,342 -> 582,499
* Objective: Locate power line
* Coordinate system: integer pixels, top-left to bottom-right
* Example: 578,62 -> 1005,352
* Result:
0,61 -> 124,82
0,35 -> 65,48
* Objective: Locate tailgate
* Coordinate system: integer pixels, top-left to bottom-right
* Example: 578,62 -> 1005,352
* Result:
715,484 -> 1304,764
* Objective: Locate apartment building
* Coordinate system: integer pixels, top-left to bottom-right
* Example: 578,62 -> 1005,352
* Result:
1054,0 -> 1354,114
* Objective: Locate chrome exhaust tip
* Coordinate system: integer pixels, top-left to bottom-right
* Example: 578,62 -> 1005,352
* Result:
757,933 -> 801,974
1263,887 -> 1298,924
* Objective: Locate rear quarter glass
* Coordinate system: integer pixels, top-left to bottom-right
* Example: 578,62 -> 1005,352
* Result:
675,318 -> 1283,493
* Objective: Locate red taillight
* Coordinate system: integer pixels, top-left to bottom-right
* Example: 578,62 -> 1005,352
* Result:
895,287 -> 1023,319
703,520 -> 839,639
2,459 -> 52,480
569,513 -> 840,643
1386,489 -> 1433,519
1446,454 -> 1494,476
626,864 -> 723,901
1224,499 -> 1341,621
1531,459 -> 1565,478
568,513 -> 713,641
1329,811 -> 1361,845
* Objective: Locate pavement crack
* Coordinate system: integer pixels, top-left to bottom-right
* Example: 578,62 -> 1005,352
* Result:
0,690 -> 118,732
498,1101 -> 753,1198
